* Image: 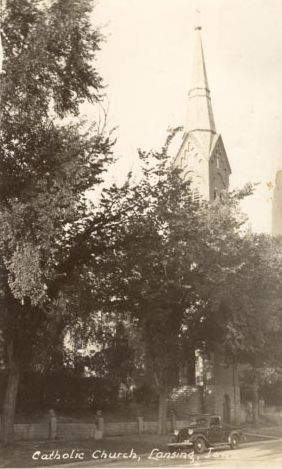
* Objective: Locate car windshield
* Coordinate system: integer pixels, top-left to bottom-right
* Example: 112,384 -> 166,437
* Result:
189,417 -> 208,426
210,417 -> 221,426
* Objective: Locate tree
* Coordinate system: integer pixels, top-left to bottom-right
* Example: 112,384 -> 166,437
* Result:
203,233 -> 282,423
0,0 -> 114,443
95,134 -> 252,433
66,312 -> 137,393
243,234 -> 282,423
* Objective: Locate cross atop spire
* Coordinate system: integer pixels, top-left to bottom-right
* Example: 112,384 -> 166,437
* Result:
195,8 -> 202,30
185,25 -> 216,134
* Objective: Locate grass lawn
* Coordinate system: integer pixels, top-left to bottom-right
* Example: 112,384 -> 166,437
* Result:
0,435 -> 168,468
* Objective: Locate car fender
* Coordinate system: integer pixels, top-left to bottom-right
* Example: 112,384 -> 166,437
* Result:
228,430 -> 240,443
189,432 -> 210,446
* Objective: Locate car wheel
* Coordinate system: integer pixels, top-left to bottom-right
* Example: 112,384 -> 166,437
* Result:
230,434 -> 239,450
194,437 -> 206,454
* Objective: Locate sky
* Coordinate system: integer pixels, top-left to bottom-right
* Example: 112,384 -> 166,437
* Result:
88,0 -> 282,233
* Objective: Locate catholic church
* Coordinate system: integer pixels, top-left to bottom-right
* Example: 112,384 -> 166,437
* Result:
171,25 -> 240,423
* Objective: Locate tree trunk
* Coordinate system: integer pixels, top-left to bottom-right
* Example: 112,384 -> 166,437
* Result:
157,389 -> 168,435
1,341 -> 20,445
251,376 -> 259,425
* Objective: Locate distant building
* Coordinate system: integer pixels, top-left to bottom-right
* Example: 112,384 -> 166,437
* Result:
172,25 -> 240,423
272,170 -> 282,236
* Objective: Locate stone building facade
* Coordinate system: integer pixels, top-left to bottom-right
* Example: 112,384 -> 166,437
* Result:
172,26 -> 240,423
272,170 -> 282,237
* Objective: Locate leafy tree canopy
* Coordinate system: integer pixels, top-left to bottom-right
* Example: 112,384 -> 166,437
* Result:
0,0 -> 114,442
91,133 -> 253,419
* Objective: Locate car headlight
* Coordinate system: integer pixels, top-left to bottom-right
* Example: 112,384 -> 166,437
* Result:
174,430 -> 179,436
188,429 -> 194,435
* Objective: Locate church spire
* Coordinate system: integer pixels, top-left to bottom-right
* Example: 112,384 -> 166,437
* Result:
185,26 -> 216,134
175,20 -> 231,201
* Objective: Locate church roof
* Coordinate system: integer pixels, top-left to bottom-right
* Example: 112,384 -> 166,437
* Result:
185,27 -> 216,134
209,133 -> 232,174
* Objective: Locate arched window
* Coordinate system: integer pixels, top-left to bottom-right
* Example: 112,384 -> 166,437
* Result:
193,188 -> 200,202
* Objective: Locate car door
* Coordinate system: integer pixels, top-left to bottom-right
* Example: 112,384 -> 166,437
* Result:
208,417 -> 225,444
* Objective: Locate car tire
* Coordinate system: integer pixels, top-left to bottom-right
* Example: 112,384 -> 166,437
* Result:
230,434 -> 240,450
194,437 -> 206,454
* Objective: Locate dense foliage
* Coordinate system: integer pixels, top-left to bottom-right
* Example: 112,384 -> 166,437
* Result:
1,0 -> 282,442
0,0 -> 114,443
87,134 -> 259,432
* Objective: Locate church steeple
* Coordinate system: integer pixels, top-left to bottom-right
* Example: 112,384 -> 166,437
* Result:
186,26 -> 216,134
174,23 -> 231,201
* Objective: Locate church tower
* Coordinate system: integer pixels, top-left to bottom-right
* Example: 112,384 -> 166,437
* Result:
174,25 -> 240,423
272,170 -> 282,237
174,26 -> 231,201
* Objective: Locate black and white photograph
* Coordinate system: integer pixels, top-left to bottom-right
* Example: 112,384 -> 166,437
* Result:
0,0 -> 282,468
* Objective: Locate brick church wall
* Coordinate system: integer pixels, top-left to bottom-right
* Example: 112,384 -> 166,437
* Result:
203,353 -> 241,423
203,384 -> 240,423
168,385 -> 203,418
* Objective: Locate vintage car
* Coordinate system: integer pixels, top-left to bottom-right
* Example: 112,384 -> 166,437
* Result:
168,414 -> 245,454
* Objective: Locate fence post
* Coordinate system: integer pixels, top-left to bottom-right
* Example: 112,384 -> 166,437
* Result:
170,411 -> 176,432
94,410 -> 104,440
137,415 -> 144,434
49,409 -> 57,440
258,398 -> 265,417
